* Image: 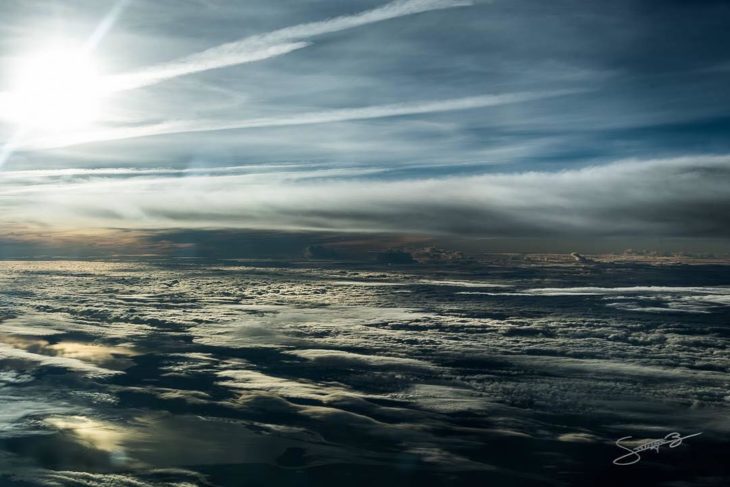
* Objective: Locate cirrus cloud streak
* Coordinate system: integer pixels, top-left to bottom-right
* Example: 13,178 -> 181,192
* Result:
104,0 -> 472,92
17,90 -> 576,150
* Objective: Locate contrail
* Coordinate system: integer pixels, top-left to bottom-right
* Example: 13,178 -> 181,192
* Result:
103,0 -> 471,92
0,0 -> 471,159
2,0 -> 476,158
19,90 -> 579,150
105,42 -> 310,92
0,1 -> 470,107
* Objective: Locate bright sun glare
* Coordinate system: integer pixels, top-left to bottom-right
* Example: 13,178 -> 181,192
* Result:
6,46 -> 103,130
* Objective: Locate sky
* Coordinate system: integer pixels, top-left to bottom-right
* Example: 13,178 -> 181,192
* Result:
0,0 -> 729,256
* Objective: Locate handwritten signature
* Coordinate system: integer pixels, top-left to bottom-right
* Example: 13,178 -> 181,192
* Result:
613,432 -> 702,466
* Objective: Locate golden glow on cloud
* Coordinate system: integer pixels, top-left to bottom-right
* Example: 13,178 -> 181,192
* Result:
45,416 -> 128,455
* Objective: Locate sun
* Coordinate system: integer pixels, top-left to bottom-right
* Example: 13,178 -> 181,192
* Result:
6,45 -> 103,130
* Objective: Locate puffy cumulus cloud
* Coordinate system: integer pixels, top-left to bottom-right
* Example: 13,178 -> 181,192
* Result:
286,349 -> 437,372
0,314 -> 68,337
0,342 -> 121,377
506,285 -> 730,314
0,259 -> 728,484
190,304 -> 428,349
216,368 -> 347,401
0,396 -> 77,438
19,469 -> 207,487
396,384 -> 496,413
556,432 -> 602,443
1,155 -> 729,238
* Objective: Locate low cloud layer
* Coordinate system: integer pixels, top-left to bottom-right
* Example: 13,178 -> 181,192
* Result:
1,155 -> 728,238
1,0 -> 729,249
1,259 -> 728,484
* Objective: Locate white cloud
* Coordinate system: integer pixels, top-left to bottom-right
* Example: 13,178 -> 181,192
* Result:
0,0 -> 471,109
104,42 -> 310,93
1,154 -> 728,238
286,349 -> 436,371
104,0 -> 471,92
18,90 -> 569,150
500,286 -> 730,314
0,342 -> 120,377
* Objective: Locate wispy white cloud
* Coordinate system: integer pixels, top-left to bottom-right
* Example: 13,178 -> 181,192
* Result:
104,42 -> 310,92
0,1 -> 471,123
0,342 -> 120,377
101,0 -> 472,92
18,90 -> 575,150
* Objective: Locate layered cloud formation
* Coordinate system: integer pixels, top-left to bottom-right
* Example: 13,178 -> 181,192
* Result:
1,155 -> 728,238
1,259 -> 729,485
1,0 -> 729,247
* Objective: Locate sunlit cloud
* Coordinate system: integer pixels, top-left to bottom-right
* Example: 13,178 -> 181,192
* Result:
0,2 -> 729,485
17,90 -> 576,150
104,41 -> 311,93
104,0 -> 471,92
0,0 -> 479,165
1,155 -> 728,237
44,416 -> 128,454
0,0 -> 471,104
0,342 -> 120,377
